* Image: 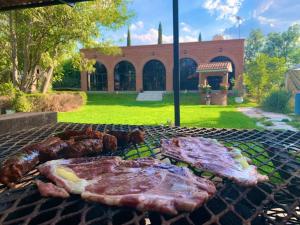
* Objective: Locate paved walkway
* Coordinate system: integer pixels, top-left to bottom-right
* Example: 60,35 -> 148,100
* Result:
136,91 -> 164,101
238,107 -> 298,131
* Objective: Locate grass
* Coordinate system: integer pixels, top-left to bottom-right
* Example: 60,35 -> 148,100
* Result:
287,115 -> 300,130
58,93 -> 257,129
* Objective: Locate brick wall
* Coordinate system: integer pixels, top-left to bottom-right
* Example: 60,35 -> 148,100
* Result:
80,39 -> 244,92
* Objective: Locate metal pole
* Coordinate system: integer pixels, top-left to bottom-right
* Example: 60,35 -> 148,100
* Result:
173,0 -> 180,126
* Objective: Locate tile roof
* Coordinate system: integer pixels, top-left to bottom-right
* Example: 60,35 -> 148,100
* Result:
197,61 -> 232,73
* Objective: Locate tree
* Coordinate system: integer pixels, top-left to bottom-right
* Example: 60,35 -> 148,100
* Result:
245,29 -> 265,62
53,59 -> 80,89
0,13 -> 13,83
198,32 -> 202,42
263,24 -> 300,64
127,27 -> 131,46
0,0 -> 132,93
158,22 -> 162,44
245,54 -> 287,103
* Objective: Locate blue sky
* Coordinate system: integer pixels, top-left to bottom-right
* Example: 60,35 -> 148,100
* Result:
102,0 -> 300,46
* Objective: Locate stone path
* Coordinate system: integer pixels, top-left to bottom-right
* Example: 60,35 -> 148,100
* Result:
136,91 -> 164,101
238,107 -> 298,131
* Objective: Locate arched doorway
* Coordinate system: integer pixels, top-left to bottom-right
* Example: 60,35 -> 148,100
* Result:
114,61 -> 136,91
180,58 -> 198,90
210,56 -> 235,90
143,60 -> 166,91
90,61 -> 108,91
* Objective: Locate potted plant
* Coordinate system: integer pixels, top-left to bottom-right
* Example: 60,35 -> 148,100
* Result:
199,84 -> 211,94
198,84 -> 211,105
219,84 -> 228,93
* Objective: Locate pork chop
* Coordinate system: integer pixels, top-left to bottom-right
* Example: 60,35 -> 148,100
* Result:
38,156 -> 216,215
161,137 -> 268,186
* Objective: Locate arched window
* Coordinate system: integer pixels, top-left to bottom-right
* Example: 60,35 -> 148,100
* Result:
143,60 -> 166,91
180,58 -> 198,90
114,61 -> 136,91
210,56 -> 235,90
90,61 -> 108,91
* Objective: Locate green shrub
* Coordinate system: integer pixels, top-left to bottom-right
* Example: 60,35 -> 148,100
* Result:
0,82 -> 17,97
13,92 -> 32,112
261,90 -> 291,113
26,91 -> 86,112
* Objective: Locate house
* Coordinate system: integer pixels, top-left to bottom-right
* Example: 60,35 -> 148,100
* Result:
80,39 -> 244,93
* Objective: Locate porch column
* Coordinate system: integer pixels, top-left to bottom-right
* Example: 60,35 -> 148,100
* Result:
107,68 -> 114,92
166,66 -> 173,91
80,71 -> 88,91
222,72 -> 229,86
136,65 -> 143,92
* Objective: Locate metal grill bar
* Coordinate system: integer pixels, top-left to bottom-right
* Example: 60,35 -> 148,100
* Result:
0,123 -> 299,225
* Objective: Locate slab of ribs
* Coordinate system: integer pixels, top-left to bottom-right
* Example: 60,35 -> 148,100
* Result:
161,137 -> 268,186
37,156 -> 216,215
0,127 -> 145,187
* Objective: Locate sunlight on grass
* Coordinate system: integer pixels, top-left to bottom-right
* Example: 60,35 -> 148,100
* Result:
58,93 -> 257,129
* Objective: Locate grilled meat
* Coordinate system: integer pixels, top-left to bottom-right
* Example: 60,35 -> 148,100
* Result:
38,156 -> 216,215
103,134 -> 117,151
161,137 -> 269,186
0,137 -> 60,187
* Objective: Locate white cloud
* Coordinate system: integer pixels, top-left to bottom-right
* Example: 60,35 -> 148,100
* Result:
256,0 -> 274,15
131,28 -> 173,44
180,35 -> 197,42
130,21 -> 144,31
180,22 -> 192,33
202,0 -> 244,23
253,0 -> 300,28
131,27 -> 198,44
257,16 -> 277,27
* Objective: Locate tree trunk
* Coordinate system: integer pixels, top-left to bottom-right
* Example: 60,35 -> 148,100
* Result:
42,66 -> 54,94
9,11 -> 18,86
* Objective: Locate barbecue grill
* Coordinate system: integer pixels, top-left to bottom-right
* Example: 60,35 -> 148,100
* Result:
0,123 -> 299,225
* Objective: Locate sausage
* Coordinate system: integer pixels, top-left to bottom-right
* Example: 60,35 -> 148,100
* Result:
129,128 -> 145,144
107,128 -> 145,147
64,138 -> 103,158
103,134 -> 118,151
38,140 -> 69,162
56,127 -> 103,141
107,130 -> 130,147
0,137 -> 60,187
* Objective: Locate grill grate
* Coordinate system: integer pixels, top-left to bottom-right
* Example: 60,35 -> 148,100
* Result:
0,123 -> 299,225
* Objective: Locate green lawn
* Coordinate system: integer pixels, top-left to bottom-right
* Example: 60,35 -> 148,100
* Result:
58,93 -> 257,129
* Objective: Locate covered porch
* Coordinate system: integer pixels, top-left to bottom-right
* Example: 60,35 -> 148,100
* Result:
197,61 -> 233,105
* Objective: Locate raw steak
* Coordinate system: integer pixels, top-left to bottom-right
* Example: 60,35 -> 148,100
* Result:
38,156 -> 216,215
36,180 -> 70,198
161,137 -> 268,186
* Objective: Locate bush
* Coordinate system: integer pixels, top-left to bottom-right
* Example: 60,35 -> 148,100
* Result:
261,90 -> 291,113
0,82 -> 17,98
13,92 -> 32,112
27,91 -> 87,112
